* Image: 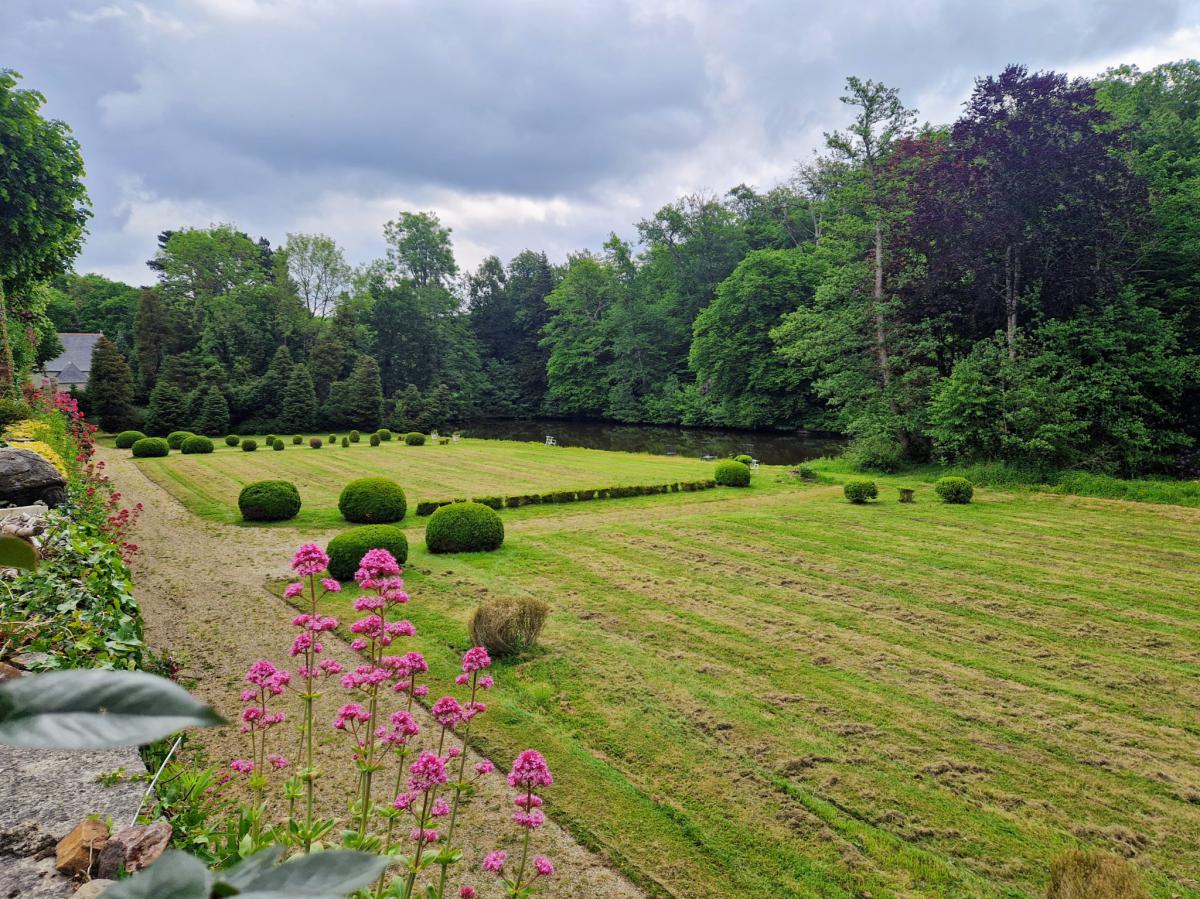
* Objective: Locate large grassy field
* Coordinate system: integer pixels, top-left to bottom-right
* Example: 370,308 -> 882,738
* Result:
131,436 -> 716,526
145,440 -> 1200,897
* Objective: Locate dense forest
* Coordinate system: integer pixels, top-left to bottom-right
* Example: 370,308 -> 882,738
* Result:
7,61 -> 1200,476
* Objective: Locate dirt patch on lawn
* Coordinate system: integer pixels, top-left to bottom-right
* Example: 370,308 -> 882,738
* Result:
100,446 -> 644,899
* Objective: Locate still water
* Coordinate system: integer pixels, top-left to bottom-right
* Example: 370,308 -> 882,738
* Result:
460,419 -> 844,466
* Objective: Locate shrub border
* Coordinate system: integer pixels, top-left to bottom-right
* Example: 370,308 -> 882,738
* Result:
414,479 -> 717,515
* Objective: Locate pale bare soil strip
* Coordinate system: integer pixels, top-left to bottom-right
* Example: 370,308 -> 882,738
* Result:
99,445 -> 643,899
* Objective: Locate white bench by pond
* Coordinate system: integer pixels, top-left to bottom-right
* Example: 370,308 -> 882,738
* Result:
545,435 -> 557,446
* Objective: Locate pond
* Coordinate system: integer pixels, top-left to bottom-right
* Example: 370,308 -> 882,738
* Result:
459,419 -> 844,466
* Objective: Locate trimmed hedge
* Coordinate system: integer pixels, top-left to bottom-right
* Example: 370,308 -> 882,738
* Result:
292,434 -> 303,445
339,477 -> 407,523
328,434 -> 337,444
166,431 -> 193,450
265,435 -> 277,445
377,428 -> 392,442
238,479 -> 301,522
272,439 -> 285,451
349,430 -> 360,443
327,525 -> 409,581
309,437 -> 323,449
844,479 -> 878,504
413,480 -> 718,514
341,436 -> 350,447
734,453 -> 753,466
416,499 -> 451,516
715,459 -> 751,487
225,434 -> 241,447
404,432 -> 426,446
426,502 -> 504,553
242,439 -> 259,452
181,435 -> 214,454
115,430 -> 146,449
370,433 -> 381,447
473,496 -> 503,510
935,476 -> 974,504
131,437 -> 170,458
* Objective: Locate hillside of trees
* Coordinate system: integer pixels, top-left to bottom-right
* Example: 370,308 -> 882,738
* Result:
12,61 -> 1200,477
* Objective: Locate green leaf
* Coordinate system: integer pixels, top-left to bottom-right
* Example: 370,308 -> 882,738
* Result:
102,850 -> 211,899
0,669 -> 224,749
0,535 -> 37,571
215,845 -> 285,890
239,849 -> 390,894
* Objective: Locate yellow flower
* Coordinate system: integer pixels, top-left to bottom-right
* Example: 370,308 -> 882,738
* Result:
3,419 -> 51,442
8,439 -> 69,477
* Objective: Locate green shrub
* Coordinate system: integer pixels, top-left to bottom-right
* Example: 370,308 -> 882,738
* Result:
506,496 -> 524,508
425,502 -> 504,553
416,500 -> 450,516
309,437 -> 322,449
349,430 -> 360,443
546,490 -> 576,503
326,525 -> 409,581
238,480 -> 301,522
328,434 -> 337,444
715,459 -> 751,487
0,398 -> 32,430
473,496 -> 503,510
341,436 -> 350,447
131,437 -> 170,458
734,453 -> 753,466
180,435 -> 214,454
1047,850 -> 1148,899
292,434 -> 303,445
404,432 -> 426,446
166,430 -> 193,450
934,476 -> 974,504
843,479 -> 878,504
225,434 -> 240,447
845,434 -> 905,473
793,465 -> 818,481
115,430 -> 146,449
370,433 -> 381,447
339,477 -> 407,523
468,596 -> 549,657
272,439 -> 285,451
377,428 -> 392,442
438,437 -> 450,445
578,488 -> 597,500
242,439 -> 258,452
265,434 -> 277,445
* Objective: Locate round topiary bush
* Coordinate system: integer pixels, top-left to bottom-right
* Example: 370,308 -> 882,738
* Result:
131,436 -> 170,458
341,436 -> 349,448
377,428 -> 392,442
425,501 -> 504,553
934,476 -> 974,504
328,434 -> 337,444
225,434 -> 240,447
715,459 -> 751,487
326,525 -> 409,581
309,437 -> 322,449
404,432 -> 426,446
167,431 -> 194,450
338,477 -> 407,523
181,435 -> 214,454
734,453 -> 753,466
843,479 -> 878,504
272,439 -> 285,451
265,435 -> 276,445
350,429 -> 360,443
115,430 -> 146,449
238,480 -> 301,522
242,439 -> 259,452
370,433 -> 381,447
292,434 -> 303,445
469,596 -> 549,657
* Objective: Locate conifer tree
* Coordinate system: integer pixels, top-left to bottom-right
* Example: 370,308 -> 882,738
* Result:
144,380 -> 189,436
341,355 -> 384,429
84,335 -> 134,432
390,383 -> 423,432
280,363 -> 317,433
420,382 -> 453,432
194,384 -> 230,435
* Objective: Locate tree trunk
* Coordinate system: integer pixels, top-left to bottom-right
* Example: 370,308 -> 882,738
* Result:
872,221 -> 894,392
0,279 -> 16,395
1005,245 -> 1019,361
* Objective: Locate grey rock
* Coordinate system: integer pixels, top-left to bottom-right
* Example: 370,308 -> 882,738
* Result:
73,880 -> 115,898
0,448 -> 67,507
95,822 -> 171,880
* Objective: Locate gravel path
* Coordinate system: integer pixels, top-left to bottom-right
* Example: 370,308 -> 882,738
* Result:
100,445 -> 643,898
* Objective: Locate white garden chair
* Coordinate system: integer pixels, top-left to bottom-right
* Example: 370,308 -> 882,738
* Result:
545,435 -> 557,446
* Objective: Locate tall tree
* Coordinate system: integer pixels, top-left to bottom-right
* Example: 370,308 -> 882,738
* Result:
339,355 -> 384,429
144,380 -> 189,436
383,211 -> 458,288
84,336 -> 134,432
0,69 -> 90,392
280,364 -> 317,433
194,384 -> 231,436
283,232 -> 350,317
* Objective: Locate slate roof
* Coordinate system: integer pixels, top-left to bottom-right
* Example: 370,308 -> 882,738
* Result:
42,333 -> 102,385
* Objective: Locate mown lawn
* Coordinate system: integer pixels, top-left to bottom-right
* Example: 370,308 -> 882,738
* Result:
129,436 -> 716,527
155,439 -> 1200,897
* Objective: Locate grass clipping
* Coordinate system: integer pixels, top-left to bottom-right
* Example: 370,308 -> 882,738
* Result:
469,596 -> 549,657
1047,850 -> 1148,899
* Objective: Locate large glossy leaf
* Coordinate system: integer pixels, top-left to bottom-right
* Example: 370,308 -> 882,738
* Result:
0,535 -> 37,571
214,846 -> 286,890
102,850 -> 211,899
238,850 -> 390,894
0,669 -> 224,749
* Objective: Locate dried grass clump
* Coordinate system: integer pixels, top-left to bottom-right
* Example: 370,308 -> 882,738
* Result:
1047,850 -> 1148,899
468,596 -> 549,657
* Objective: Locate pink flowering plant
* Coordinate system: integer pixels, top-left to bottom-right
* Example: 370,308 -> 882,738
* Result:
223,542 -> 554,898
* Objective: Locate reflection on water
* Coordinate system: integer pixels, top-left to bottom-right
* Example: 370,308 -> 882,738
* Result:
460,419 -> 844,466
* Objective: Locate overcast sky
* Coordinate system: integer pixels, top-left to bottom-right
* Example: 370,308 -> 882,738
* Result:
3,0 -> 1198,287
